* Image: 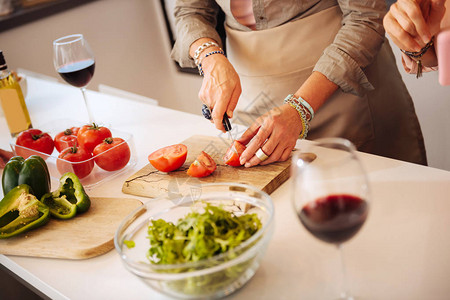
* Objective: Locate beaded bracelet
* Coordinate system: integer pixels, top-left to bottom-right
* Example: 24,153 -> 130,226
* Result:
193,41 -> 219,65
285,94 -> 314,120
400,37 -> 434,78
284,94 -> 314,139
197,50 -> 225,76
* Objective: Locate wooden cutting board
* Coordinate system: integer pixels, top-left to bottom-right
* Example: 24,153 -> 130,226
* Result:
0,197 -> 142,259
122,135 -> 314,198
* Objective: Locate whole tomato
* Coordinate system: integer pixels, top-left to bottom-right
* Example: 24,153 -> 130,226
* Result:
57,146 -> 94,179
93,137 -> 131,171
77,123 -> 112,153
15,129 -> 54,159
54,127 -> 79,152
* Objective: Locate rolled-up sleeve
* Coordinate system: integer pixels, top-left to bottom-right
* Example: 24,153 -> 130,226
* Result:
170,0 -> 223,68
313,0 -> 386,96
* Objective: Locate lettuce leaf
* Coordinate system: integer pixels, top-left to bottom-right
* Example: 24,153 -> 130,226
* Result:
147,203 -> 261,265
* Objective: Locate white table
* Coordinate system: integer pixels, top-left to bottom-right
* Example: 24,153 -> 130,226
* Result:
1,76 -> 450,300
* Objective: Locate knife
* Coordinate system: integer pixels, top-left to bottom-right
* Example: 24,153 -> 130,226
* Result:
201,104 -> 234,141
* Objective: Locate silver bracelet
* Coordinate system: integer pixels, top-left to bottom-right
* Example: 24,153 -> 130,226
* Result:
193,41 -> 219,65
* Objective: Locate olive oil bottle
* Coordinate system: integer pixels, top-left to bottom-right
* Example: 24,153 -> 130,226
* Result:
0,50 -> 32,136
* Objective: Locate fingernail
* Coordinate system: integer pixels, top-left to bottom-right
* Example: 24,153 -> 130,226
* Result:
228,111 -> 233,118
245,162 -> 251,168
422,34 -> 432,44
240,158 -> 246,165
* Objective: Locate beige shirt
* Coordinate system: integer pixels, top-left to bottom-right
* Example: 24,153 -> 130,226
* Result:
171,0 -> 387,96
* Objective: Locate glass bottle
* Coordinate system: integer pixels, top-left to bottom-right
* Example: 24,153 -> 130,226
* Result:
0,50 -> 32,136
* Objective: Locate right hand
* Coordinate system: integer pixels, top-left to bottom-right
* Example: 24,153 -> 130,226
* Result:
384,0 -> 446,52
199,53 -> 241,132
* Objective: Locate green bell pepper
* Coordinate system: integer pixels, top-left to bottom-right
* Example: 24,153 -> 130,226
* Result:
0,184 -> 50,239
41,172 -> 90,219
2,155 -> 51,200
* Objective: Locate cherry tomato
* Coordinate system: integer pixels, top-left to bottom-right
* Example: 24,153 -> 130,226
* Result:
93,137 -> 131,171
187,151 -> 216,178
15,129 -> 54,159
57,146 -> 94,179
77,123 -> 112,153
54,128 -> 79,152
148,144 -> 187,172
223,141 -> 246,167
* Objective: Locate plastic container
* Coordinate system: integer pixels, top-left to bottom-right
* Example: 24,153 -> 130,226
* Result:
9,119 -> 137,188
114,183 -> 274,299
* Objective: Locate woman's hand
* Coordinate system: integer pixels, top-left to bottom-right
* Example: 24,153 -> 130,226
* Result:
384,0 -> 446,52
199,53 -> 241,132
238,104 -> 302,167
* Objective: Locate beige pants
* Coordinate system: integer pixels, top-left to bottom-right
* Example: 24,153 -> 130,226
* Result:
225,6 -> 427,165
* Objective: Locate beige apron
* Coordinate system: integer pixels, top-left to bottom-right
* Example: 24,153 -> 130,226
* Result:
225,5 -> 427,165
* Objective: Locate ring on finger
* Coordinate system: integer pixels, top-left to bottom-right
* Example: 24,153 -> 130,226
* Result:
255,148 -> 269,162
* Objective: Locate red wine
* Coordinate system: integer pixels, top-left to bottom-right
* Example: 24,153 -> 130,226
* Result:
298,194 -> 368,244
57,59 -> 95,87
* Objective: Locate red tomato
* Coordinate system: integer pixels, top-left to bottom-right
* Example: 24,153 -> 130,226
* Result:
223,141 -> 246,167
93,137 -> 131,171
15,129 -> 54,159
187,151 -> 217,178
77,123 -> 112,153
57,146 -> 94,179
70,126 -> 80,136
148,144 -> 187,172
54,128 -> 79,152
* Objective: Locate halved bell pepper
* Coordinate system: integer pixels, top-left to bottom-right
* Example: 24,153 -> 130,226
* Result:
2,155 -> 51,200
0,184 -> 50,239
40,172 -> 90,219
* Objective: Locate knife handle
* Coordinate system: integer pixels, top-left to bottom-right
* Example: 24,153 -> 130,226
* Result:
201,104 -> 232,132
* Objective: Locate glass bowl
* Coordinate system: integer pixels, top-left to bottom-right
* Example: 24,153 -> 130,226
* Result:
9,119 -> 136,188
114,183 -> 274,299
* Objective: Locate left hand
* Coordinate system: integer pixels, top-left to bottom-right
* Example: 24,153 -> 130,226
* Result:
238,104 -> 303,167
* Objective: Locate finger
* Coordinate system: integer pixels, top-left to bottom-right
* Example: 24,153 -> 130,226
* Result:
385,14 -> 422,51
210,92 -> 229,132
257,144 -> 284,166
398,0 -> 432,44
390,3 -> 420,39
240,121 -> 272,165
237,117 -> 264,146
226,81 -> 241,119
428,0 -> 446,35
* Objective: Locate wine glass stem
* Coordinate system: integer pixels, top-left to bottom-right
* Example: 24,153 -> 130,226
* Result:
338,244 -> 352,299
80,87 -> 94,123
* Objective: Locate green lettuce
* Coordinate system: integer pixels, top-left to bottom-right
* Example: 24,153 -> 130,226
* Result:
147,203 -> 261,265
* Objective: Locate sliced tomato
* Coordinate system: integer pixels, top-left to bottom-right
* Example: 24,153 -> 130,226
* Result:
148,144 -> 187,172
187,151 -> 217,178
223,140 -> 246,167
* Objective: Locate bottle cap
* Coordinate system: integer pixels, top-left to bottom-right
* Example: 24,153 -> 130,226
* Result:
0,51 -> 6,71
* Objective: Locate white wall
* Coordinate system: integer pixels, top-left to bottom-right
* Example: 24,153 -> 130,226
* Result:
1,1 -> 449,170
0,0 -> 202,115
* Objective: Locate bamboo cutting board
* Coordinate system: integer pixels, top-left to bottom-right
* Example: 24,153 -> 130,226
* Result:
122,135 -> 310,198
0,197 -> 142,259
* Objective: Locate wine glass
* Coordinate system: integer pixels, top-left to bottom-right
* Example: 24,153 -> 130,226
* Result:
53,34 -> 95,123
291,138 -> 370,299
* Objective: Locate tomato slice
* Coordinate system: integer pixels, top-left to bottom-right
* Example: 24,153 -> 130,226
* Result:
187,151 -> 217,178
148,144 -> 187,172
223,141 -> 246,167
